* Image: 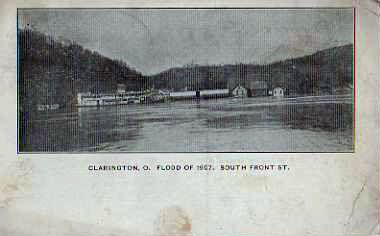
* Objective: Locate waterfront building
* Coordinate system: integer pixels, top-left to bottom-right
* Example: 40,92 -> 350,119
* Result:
273,87 -> 284,98
249,80 -> 269,97
232,85 -> 248,97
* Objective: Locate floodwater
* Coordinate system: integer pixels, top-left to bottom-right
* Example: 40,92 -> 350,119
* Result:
19,95 -> 354,152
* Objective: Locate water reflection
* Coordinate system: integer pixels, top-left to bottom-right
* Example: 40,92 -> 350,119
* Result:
280,103 -> 353,130
19,98 -> 353,152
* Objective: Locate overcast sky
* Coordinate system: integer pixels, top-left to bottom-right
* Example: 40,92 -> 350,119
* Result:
18,9 -> 353,75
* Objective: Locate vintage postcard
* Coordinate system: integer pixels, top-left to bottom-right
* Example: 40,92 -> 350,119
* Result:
0,0 -> 379,236
17,8 -> 354,153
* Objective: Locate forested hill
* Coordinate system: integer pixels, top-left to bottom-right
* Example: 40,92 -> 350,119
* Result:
148,44 -> 353,95
18,28 -> 353,113
18,28 -> 145,111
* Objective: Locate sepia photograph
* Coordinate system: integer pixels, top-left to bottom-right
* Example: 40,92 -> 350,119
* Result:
17,8 -> 354,153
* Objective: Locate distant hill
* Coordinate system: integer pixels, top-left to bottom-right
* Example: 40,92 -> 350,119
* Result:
18,28 -> 353,114
148,44 -> 353,95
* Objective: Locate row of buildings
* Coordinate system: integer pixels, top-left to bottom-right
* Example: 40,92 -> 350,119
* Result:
76,82 -> 285,107
231,80 -> 284,98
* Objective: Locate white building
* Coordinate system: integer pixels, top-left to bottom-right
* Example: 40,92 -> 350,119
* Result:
37,104 -> 60,111
169,89 -> 229,100
273,87 -> 284,98
200,89 -> 229,98
169,91 -> 197,99
232,85 -> 248,97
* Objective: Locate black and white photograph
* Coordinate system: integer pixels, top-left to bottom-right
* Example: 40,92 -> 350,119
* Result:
17,8 -> 354,153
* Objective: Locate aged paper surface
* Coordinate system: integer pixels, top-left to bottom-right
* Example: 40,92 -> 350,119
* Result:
1,0 -> 379,236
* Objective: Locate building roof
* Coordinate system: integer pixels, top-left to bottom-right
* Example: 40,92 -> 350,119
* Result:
232,85 -> 247,90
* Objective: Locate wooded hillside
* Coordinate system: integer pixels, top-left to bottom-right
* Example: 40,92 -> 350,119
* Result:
18,28 -> 353,113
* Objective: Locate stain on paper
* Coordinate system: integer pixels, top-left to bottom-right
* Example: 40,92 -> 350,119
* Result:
155,205 -> 192,236
0,159 -> 32,208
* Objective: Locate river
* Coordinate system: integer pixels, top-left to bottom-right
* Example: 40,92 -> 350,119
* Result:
20,95 -> 353,153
